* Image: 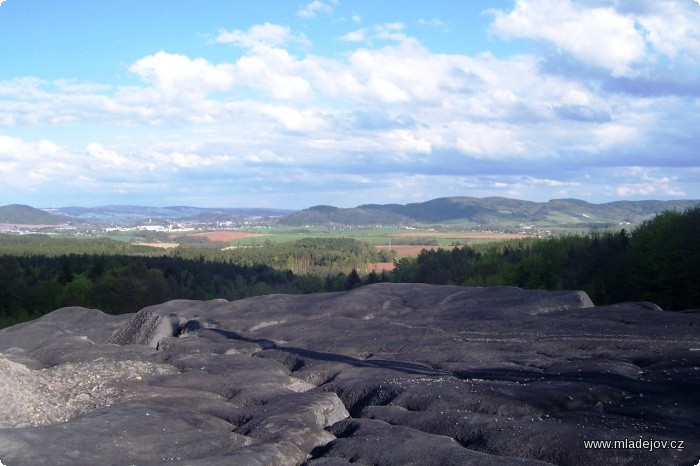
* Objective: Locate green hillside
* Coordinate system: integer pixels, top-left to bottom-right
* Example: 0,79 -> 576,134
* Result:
0,204 -> 72,225
280,197 -> 699,227
282,205 -> 411,226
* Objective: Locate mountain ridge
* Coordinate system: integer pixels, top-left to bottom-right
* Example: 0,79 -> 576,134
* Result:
1,197 -> 698,227
280,196 -> 700,227
51,205 -> 294,224
0,204 -> 72,225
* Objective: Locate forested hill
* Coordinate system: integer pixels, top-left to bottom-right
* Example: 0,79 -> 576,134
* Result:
0,204 -> 72,225
3,198 -> 698,227
55,206 -> 293,223
279,197 -> 699,227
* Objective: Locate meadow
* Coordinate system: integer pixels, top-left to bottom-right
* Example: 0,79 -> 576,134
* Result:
159,226 -> 534,250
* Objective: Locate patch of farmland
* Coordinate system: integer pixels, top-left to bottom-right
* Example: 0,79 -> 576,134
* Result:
366,262 -> 395,273
188,231 -> 267,242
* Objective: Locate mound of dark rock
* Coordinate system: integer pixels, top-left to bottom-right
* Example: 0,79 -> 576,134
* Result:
0,283 -> 698,465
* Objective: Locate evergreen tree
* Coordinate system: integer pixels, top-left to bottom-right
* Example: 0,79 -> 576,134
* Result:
345,268 -> 361,290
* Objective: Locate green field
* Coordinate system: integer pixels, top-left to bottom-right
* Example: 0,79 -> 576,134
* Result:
96,225 -> 604,253
204,226 -> 538,249
222,227 -> 409,246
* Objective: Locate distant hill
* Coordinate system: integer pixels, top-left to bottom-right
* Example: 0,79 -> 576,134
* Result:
282,205 -> 410,226
0,204 -> 73,225
279,197 -> 700,227
55,206 -> 294,224
5,198 -> 698,228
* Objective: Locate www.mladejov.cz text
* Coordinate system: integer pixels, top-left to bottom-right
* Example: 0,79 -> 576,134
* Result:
583,438 -> 684,452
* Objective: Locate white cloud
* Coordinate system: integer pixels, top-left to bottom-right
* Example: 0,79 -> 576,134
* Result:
491,0 -> 646,76
338,42 -> 455,103
0,77 -> 49,102
232,47 -> 313,100
527,176 -> 578,187
215,23 -> 308,49
374,22 -> 410,43
168,151 -> 227,169
0,32 -> 676,163
614,182 -> 685,197
244,149 -> 294,164
338,28 -> 367,43
129,51 -> 234,97
379,174 -> 581,204
590,123 -> 640,151
297,1 -> 333,18
418,18 -> 445,27
491,0 -> 700,75
86,143 -> 131,169
86,143 -> 215,175
446,122 -> 526,158
338,22 -> 413,45
259,104 -> 328,132
0,136 -> 80,190
382,129 -> 432,154
0,136 -> 60,162
1,13 -> 698,206
634,1 -> 700,62
0,134 -> 249,200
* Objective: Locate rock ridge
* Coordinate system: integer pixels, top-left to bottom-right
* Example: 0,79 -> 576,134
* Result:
0,283 -> 698,465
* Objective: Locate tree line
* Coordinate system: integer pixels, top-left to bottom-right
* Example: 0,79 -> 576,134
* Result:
173,237 -> 393,274
392,207 -> 700,311
1,207 -> 697,329
0,237 -> 389,329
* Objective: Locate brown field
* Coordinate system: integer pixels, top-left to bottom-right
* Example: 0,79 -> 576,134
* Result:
367,262 -> 395,273
189,231 -> 267,242
368,230 -> 530,268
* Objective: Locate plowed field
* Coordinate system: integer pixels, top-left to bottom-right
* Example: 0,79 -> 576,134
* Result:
376,245 -> 440,258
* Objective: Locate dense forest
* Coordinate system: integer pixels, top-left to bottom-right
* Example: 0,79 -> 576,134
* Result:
0,234 -> 164,256
1,207 -> 698,330
0,237 -> 389,329
173,237 -> 393,274
0,255 -> 285,327
393,206 -> 700,311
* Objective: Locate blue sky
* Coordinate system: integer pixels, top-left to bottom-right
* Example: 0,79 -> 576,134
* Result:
1,0 -> 699,208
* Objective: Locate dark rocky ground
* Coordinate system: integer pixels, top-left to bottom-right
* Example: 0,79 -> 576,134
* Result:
0,283 -> 698,465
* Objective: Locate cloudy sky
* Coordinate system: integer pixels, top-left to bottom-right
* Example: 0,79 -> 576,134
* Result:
1,0 -> 699,208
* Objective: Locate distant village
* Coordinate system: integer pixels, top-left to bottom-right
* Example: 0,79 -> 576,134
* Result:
0,216 -> 557,240
0,216 -> 276,237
